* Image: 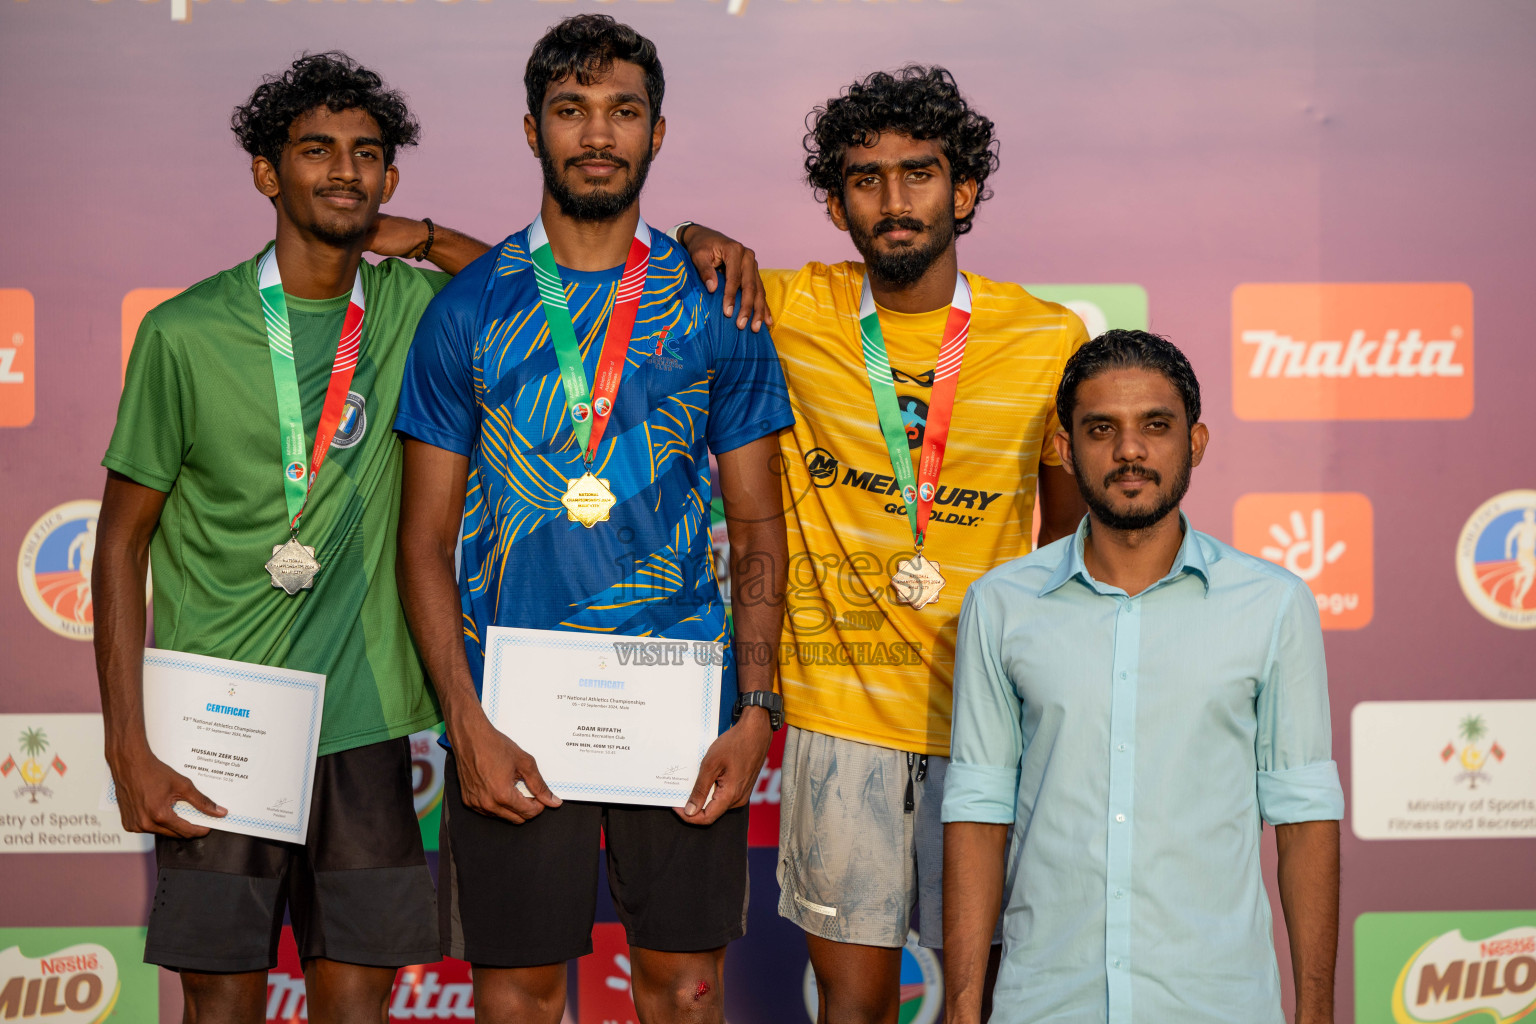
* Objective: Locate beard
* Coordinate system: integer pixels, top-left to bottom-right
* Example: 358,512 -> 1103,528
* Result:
295,187 -> 371,247
847,205 -> 956,287
1073,449 -> 1192,532
539,134 -> 653,223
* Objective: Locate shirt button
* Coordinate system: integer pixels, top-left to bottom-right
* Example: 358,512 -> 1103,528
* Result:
1113,958 -> 1123,968
1119,671 -> 1127,679
1117,743 -> 1127,752
1115,813 -> 1126,823
1114,889 -> 1124,899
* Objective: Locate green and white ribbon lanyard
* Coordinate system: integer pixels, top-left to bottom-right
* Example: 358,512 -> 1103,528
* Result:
257,246 -> 365,594
526,215 -> 652,527
857,271 -> 973,608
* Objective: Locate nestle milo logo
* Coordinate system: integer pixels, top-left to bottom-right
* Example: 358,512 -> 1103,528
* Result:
0,943 -> 118,1022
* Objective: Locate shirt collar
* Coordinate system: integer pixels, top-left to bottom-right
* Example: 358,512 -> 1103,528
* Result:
1041,512 -> 1212,597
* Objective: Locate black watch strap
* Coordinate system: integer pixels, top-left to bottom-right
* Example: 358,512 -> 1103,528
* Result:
732,690 -> 784,731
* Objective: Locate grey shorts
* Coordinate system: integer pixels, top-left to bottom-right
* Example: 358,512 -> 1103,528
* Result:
776,725 -> 1003,950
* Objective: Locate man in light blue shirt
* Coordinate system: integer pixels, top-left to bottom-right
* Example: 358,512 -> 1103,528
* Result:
941,330 -> 1344,1024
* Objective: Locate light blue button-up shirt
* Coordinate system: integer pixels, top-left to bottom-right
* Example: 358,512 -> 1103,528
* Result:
943,515 -> 1344,1024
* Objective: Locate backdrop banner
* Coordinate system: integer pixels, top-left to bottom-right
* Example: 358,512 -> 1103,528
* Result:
2,2 -> 1532,1021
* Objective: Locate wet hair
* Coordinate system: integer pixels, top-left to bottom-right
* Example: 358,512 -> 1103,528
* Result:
231,52 -> 420,167
1057,330 -> 1204,429
525,14 -> 664,127
803,65 -> 998,235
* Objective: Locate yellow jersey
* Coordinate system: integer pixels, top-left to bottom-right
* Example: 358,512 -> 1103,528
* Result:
765,262 -> 1087,756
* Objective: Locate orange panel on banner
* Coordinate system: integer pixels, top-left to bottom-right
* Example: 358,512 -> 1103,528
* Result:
1234,492 -> 1374,630
0,289 -> 34,427
1232,282 -> 1473,420
121,288 -> 182,383
578,923 -> 639,1024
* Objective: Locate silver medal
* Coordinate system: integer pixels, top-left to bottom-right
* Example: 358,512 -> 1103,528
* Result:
266,534 -> 320,595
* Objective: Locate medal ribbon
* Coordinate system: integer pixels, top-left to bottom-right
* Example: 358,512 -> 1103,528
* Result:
258,246 -> 365,533
527,215 -> 651,464
858,272 -> 972,549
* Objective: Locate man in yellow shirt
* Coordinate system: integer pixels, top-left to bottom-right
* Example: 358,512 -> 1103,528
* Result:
681,66 -> 1087,1023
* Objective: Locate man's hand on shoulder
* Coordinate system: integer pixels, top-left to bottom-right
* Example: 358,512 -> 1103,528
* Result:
678,223 -> 772,333
366,214 -> 490,275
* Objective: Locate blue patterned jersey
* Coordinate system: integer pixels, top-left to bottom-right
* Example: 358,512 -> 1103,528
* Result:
396,225 -> 793,728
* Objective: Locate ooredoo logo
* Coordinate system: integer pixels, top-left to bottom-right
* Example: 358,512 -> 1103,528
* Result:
1234,493 -> 1373,629
0,943 -> 119,1022
1232,283 -> 1473,420
0,290 -> 34,428
1391,926 -> 1536,1023
1457,490 -> 1536,630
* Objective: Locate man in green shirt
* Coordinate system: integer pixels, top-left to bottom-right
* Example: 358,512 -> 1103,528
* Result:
94,53 -> 486,1023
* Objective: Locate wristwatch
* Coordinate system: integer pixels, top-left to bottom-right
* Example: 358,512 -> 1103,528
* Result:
732,690 -> 784,731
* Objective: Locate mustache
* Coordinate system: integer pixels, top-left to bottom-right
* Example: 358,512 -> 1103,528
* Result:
315,186 -> 365,200
870,216 -> 926,236
565,150 -> 631,172
1104,466 -> 1160,487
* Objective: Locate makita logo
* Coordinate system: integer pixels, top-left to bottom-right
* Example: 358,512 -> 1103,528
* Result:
1241,328 -> 1465,379
1231,283 -> 1473,421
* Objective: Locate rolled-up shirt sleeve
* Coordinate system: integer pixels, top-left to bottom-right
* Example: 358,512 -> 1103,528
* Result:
942,582 -> 1025,825
1255,580 -> 1346,825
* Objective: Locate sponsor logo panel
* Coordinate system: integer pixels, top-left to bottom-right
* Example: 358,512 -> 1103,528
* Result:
1356,910 -> 1536,1024
577,923 -> 637,1024
1023,284 -> 1150,337
1233,492 -> 1373,629
0,926 -> 158,1021
803,930 -> 941,1024
121,289 -> 181,383
747,729 -> 784,848
1232,282 -> 1473,420
1457,490 -> 1536,630
0,289 -> 34,428
0,714 -> 152,853
269,927 -> 483,1022
1351,701 -> 1536,840
17,501 -> 101,641
410,727 -> 446,853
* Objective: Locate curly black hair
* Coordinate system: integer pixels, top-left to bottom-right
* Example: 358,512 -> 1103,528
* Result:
231,52 -> 420,167
525,15 -> 664,128
1057,330 -> 1204,431
803,65 -> 998,235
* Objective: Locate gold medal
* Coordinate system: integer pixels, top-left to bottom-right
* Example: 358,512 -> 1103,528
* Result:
562,472 -> 616,528
266,534 -> 321,595
891,552 -> 946,610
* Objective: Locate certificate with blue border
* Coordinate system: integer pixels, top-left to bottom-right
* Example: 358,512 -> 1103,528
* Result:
109,649 -> 325,844
482,627 -> 723,807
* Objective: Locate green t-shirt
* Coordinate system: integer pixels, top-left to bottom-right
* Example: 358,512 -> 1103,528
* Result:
104,246 -> 450,755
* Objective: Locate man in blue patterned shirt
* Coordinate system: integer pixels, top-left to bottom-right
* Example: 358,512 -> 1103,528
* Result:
942,330 -> 1343,1024
393,15 -> 792,1024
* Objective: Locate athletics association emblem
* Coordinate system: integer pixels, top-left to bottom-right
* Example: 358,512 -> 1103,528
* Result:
572,401 -> 592,423
1441,714 -> 1506,790
284,462 -> 304,482
804,931 -> 942,1024
16,500 -> 99,641
902,485 -> 918,505
0,726 -> 67,803
919,482 -> 936,502
1455,489 -> 1536,629
594,397 -> 612,418
330,390 -> 367,449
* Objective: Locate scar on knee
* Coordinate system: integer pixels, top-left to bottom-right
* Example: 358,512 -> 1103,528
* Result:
693,981 -> 710,1000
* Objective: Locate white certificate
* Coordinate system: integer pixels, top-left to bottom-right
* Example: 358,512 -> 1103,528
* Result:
482,626 -> 723,807
108,648 -> 325,844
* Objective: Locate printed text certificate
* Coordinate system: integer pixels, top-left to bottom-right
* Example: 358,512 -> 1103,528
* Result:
110,648 -> 324,843
481,626 -> 722,807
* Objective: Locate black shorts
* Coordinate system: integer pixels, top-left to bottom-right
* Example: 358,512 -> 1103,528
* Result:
144,736 -> 438,973
438,751 -> 749,967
